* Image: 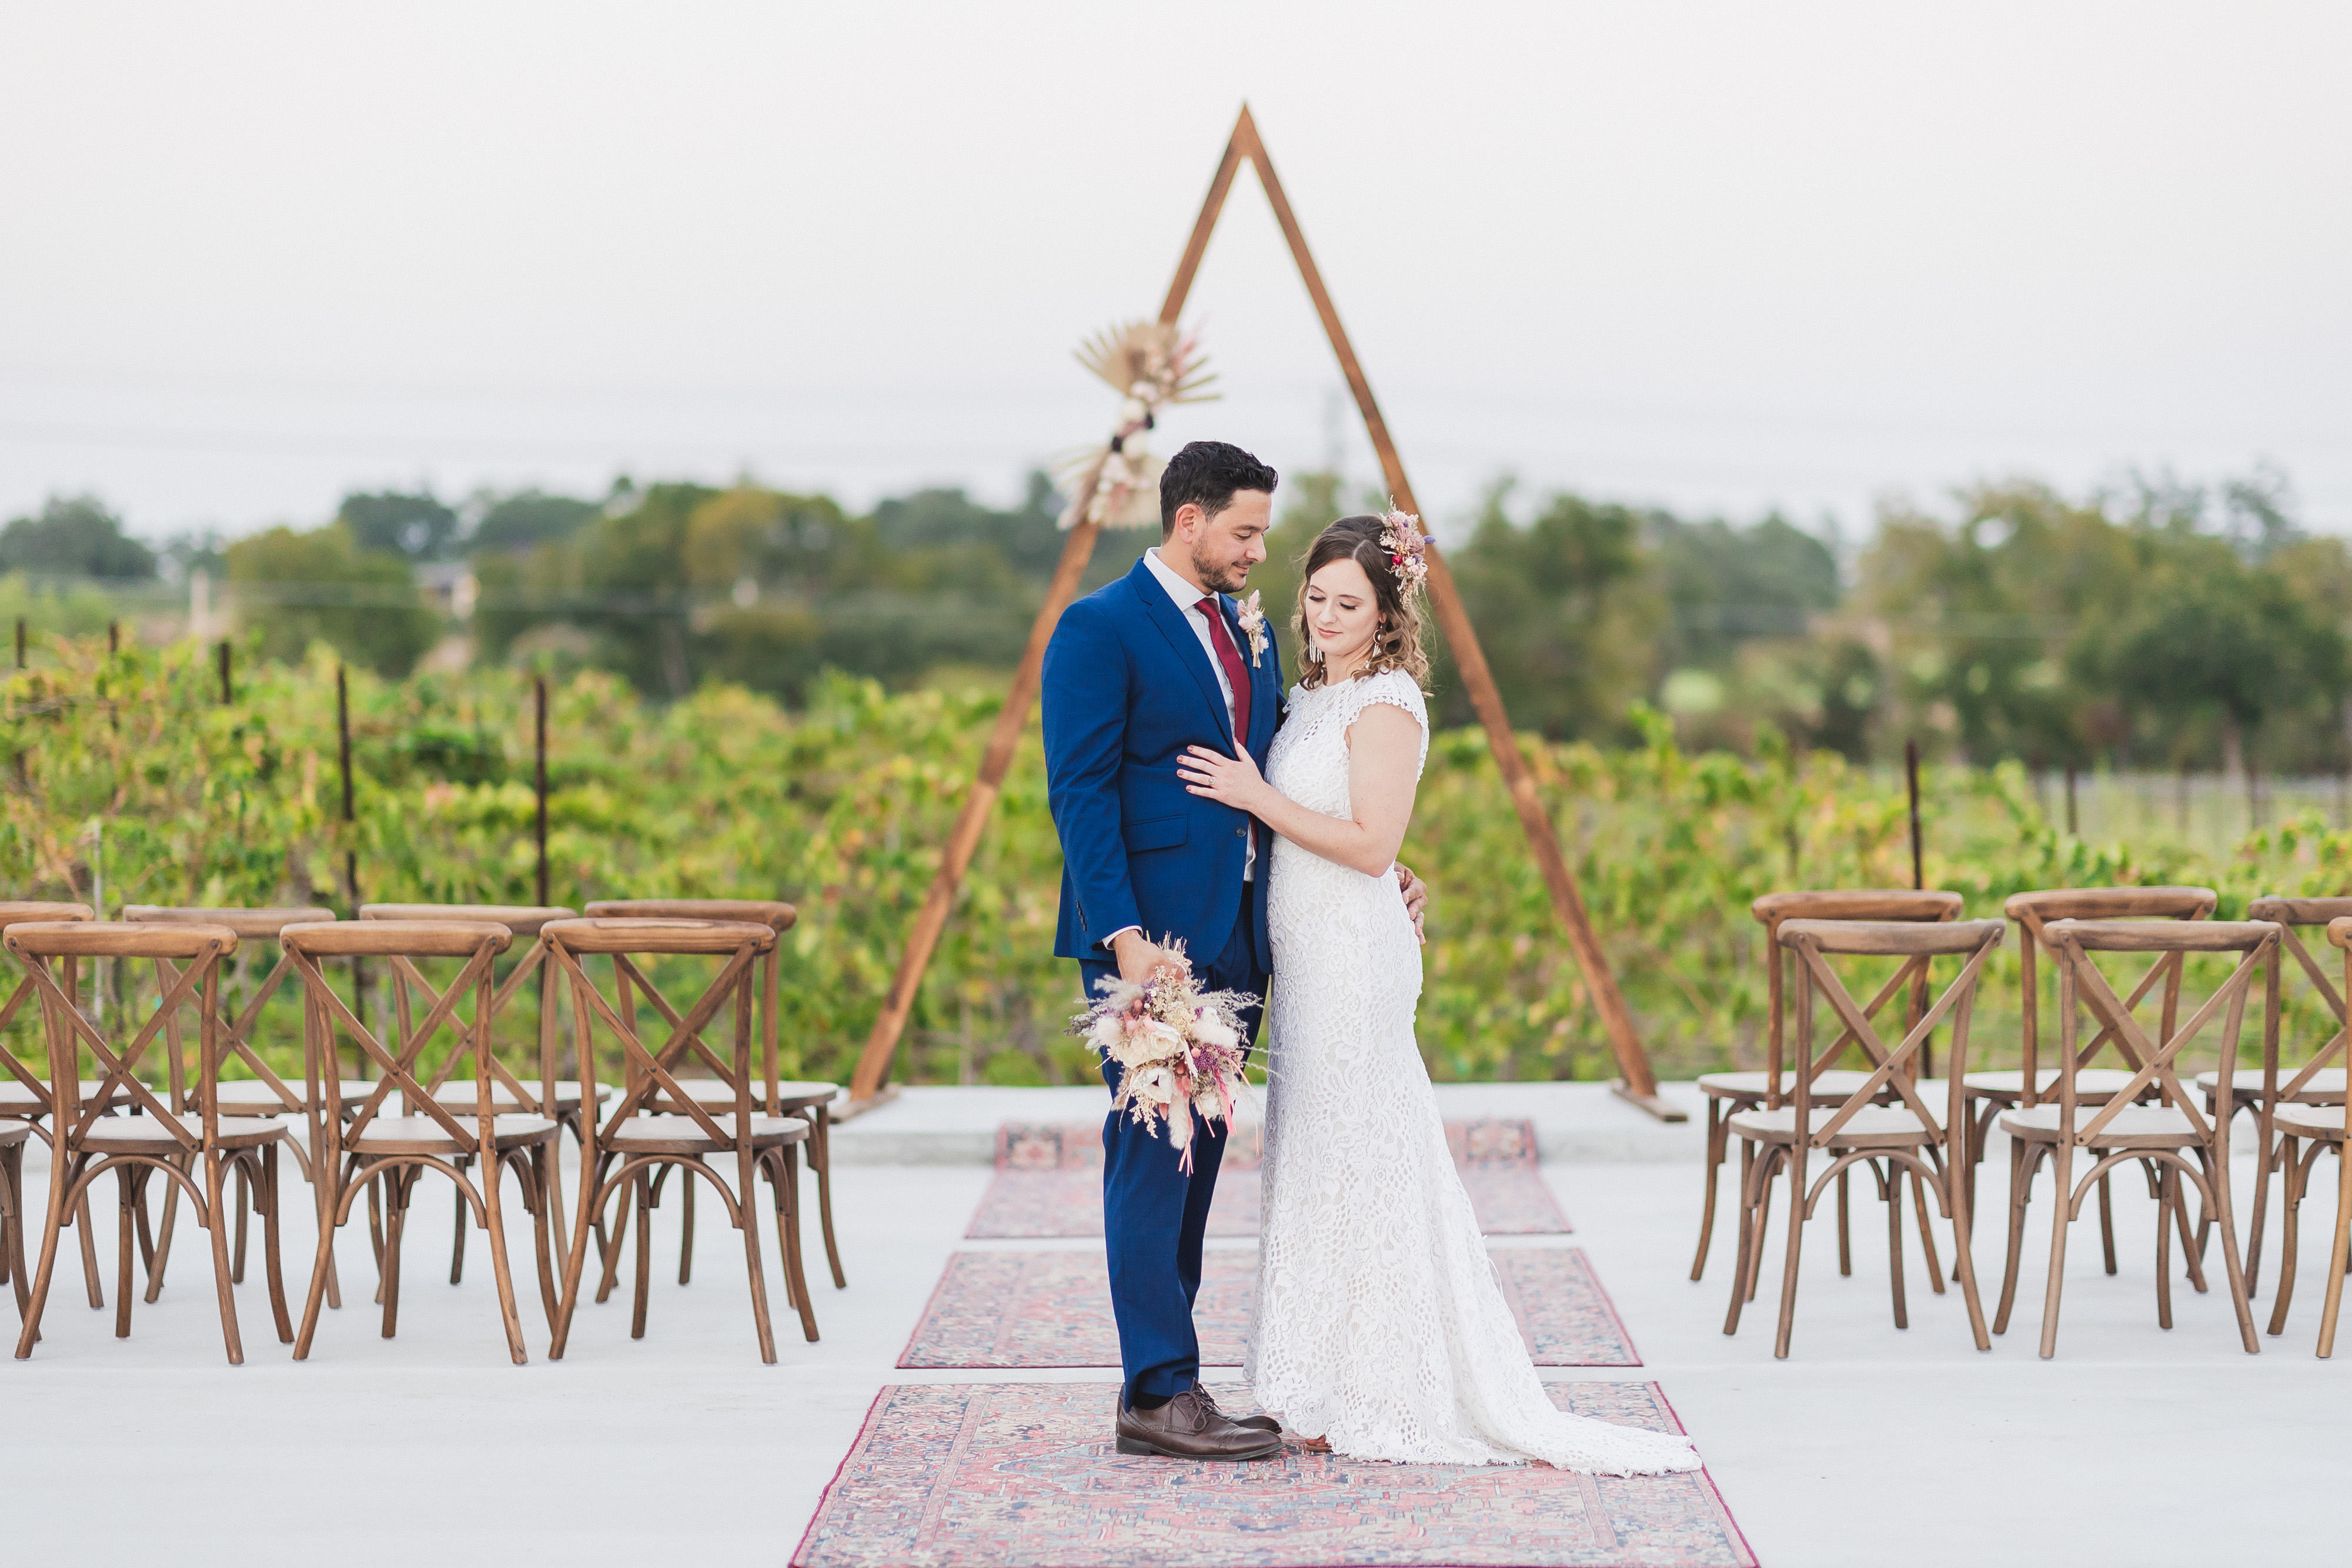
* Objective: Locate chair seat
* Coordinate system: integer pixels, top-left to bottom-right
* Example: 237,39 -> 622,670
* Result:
2196,1068 -> 2347,1105
427,1080 -> 593,1114
1726,1105 -> 1942,1148
79,1112 -> 286,1151
2272,1103 -> 2349,1142
206,1079 -> 378,1112
648,1079 -> 842,1114
347,1114 -> 559,1156
1963,1068 -> 2143,1100
1698,1069 -> 1877,1102
0,1121 -> 29,1146
0,1079 -> 144,1116
600,1114 -> 810,1156
1999,1103 -> 2206,1148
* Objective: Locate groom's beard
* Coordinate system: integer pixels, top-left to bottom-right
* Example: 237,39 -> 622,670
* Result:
1187,543 -> 1252,596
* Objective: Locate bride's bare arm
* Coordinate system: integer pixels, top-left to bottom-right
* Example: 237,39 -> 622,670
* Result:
1176,703 -> 1421,877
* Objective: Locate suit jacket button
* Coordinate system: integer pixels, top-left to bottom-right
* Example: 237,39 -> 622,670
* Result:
1235,827 -> 1245,837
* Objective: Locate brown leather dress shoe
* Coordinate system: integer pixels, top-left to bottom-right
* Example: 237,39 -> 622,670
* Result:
1194,1386 -> 1282,1435
1115,1389 -> 1284,1460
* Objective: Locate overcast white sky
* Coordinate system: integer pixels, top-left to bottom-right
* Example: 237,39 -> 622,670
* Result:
2,2 -> 2347,550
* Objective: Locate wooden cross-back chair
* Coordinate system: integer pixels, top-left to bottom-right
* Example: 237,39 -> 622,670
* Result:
543,918 -> 817,1362
582,898 -> 843,1300
360,904 -> 582,1273
1693,889 -> 1962,1290
2256,914 -> 2352,1350
1994,918 -> 2274,1358
2193,897 -> 2352,1295
285,920 -> 562,1365
8,920 -> 294,1363
1964,887 -> 2216,1280
1724,917 -> 2004,1358
121,905 -> 339,1307
0,901 -> 105,1314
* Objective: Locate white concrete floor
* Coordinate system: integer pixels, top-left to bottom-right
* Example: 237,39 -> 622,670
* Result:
2,1091 -> 2343,1567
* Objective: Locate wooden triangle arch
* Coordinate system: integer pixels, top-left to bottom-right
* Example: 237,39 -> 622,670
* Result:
846,104 -> 1679,1122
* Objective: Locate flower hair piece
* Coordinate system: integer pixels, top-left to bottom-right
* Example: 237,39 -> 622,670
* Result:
1379,508 -> 1429,595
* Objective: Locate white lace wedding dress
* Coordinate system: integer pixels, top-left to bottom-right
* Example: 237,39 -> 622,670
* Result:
1246,668 -> 1700,1475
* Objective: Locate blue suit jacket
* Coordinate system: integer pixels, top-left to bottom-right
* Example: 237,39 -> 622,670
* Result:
1043,553 -> 1283,974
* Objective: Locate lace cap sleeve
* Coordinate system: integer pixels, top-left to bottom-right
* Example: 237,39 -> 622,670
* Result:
1339,670 -> 1430,778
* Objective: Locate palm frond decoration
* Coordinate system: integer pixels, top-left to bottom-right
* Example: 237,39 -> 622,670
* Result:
1073,320 -> 1219,406
1058,320 -> 1218,531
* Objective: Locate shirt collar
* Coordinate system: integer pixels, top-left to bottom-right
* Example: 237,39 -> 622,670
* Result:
1144,546 -> 1216,616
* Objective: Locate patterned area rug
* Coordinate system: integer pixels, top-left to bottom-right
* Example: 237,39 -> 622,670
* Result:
899,1246 -> 1639,1369
965,1118 -> 1569,1239
793,1380 -> 1752,1568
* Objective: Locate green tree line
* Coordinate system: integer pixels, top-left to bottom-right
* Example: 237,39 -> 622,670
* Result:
10,462 -> 2344,778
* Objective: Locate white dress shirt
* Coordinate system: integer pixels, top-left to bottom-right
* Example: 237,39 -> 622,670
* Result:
1099,549 -> 1257,954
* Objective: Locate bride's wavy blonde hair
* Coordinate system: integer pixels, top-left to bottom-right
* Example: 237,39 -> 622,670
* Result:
1293,514 -> 1431,691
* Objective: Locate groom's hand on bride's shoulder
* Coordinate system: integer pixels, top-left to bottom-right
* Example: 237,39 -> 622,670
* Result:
1112,928 -> 1190,986
1395,863 -> 1428,943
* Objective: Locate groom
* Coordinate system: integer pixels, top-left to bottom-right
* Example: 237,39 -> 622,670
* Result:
1042,440 -> 1426,1459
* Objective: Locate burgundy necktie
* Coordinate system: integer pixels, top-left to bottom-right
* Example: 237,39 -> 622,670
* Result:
1194,596 -> 1252,744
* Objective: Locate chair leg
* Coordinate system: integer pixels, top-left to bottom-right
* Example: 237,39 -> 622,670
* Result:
1692,1098 -> 1726,1282
133,1172 -> 158,1275
2036,1142 -> 2074,1359
368,1171 -> 386,1306
677,1169 -> 696,1287
2318,1145 -> 2351,1357
630,1169 -> 653,1339
2267,1139 -> 2309,1337
1772,1145 -> 1808,1359
1883,1162 -> 1908,1330
2174,1175 -> 2209,1295
230,1158 -> 250,1286
526,1148 -> 560,1335
14,1152 -> 81,1358
542,1121 -> 571,1273
2239,1109 -> 2277,1298
479,1151 -> 530,1366
115,1165 -> 138,1339
1724,1144 -> 1774,1335
734,1153 -> 778,1365
774,1146 -> 818,1342
145,1158 -> 186,1303
596,1167 -> 632,1306
258,1146 -> 292,1345
75,1188 -> 103,1310
1910,1169 -> 1945,1295
380,1168 -> 409,1340
2097,1172 -> 2117,1276
2,1146 -> 30,1328
1837,1168 -> 1852,1278
1994,1139 -> 2039,1336
812,1109 -> 844,1290
2155,1165 -> 2176,1330
2244,1122 -> 2278,1300
1748,1161 -> 1775,1303
291,1162 -> 346,1361
450,1164 -> 469,1286
2200,1151 -> 2263,1355
201,1151 -> 245,1366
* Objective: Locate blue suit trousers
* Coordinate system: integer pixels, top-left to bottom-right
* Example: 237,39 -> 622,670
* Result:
1082,895 -> 1267,1405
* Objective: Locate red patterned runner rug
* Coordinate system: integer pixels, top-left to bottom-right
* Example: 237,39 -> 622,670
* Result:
898,1247 -> 1639,1369
792,1380 -> 1753,1568
966,1118 -> 1569,1239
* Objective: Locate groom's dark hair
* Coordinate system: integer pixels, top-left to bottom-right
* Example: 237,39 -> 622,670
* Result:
1160,441 -> 1278,539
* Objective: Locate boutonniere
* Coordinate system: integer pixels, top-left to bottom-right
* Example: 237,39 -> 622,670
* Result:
1234,591 -> 1269,668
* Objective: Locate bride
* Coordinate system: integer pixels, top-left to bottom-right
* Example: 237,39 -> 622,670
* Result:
1177,512 -> 1700,1475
